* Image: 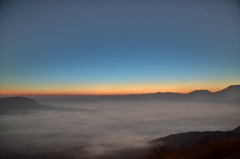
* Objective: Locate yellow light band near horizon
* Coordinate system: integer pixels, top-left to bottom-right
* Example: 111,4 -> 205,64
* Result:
0,81 -> 238,95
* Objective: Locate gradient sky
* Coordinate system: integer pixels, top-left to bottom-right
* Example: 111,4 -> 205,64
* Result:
0,0 -> 240,95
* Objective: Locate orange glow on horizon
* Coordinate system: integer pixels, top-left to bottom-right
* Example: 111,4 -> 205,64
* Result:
0,82 -> 237,96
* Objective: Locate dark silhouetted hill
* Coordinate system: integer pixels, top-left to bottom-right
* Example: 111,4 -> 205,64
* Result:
188,90 -> 213,96
0,97 -> 94,115
150,125 -> 240,147
0,97 -> 54,110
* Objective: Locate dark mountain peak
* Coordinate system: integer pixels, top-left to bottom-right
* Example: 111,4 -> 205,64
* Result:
216,85 -> 240,93
188,89 -> 212,95
214,85 -> 240,102
190,89 -> 212,93
226,85 -> 240,89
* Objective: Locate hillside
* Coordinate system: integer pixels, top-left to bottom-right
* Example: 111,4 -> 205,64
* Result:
150,125 -> 240,147
148,126 -> 240,159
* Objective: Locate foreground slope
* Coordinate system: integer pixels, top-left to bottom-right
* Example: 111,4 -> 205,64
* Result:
150,125 -> 240,147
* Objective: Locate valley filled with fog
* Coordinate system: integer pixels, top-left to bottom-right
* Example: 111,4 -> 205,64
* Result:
0,98 -> 239,158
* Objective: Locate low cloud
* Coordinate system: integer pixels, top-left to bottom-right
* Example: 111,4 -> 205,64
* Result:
0,100 -> 239,158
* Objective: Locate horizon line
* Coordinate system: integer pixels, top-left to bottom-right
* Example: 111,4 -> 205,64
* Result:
1,84 -> 239,96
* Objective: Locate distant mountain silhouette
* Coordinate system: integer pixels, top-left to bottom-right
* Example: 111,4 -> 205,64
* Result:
0,97 -> 94,115
0,97 -> 54,110
186,90 -> 213,98
216,85 -> 240,95
150,125 -> 240,147
214,85 -> 240,102
188,90 -> 213,95
98,85 -> 240,103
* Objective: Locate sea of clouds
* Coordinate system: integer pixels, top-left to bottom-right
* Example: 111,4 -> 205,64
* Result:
0,99 -> 239,158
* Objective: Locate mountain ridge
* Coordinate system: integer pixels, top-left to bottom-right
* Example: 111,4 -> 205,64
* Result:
149,85 -> 240,95
101,85 -> 240,102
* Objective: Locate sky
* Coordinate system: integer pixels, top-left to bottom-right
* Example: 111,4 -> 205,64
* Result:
0,0 -> 240,95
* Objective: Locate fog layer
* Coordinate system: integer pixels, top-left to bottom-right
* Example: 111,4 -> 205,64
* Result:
0,99 -> 239,158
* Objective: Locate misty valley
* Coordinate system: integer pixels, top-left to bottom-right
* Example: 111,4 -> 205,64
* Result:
0,85 -> 240,159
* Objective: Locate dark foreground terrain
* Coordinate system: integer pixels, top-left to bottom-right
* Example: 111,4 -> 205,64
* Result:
148,126 -> 240,159
0,125 -> 239,159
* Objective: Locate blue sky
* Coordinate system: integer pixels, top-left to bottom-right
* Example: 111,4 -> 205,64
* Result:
0,0 -> 240,94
